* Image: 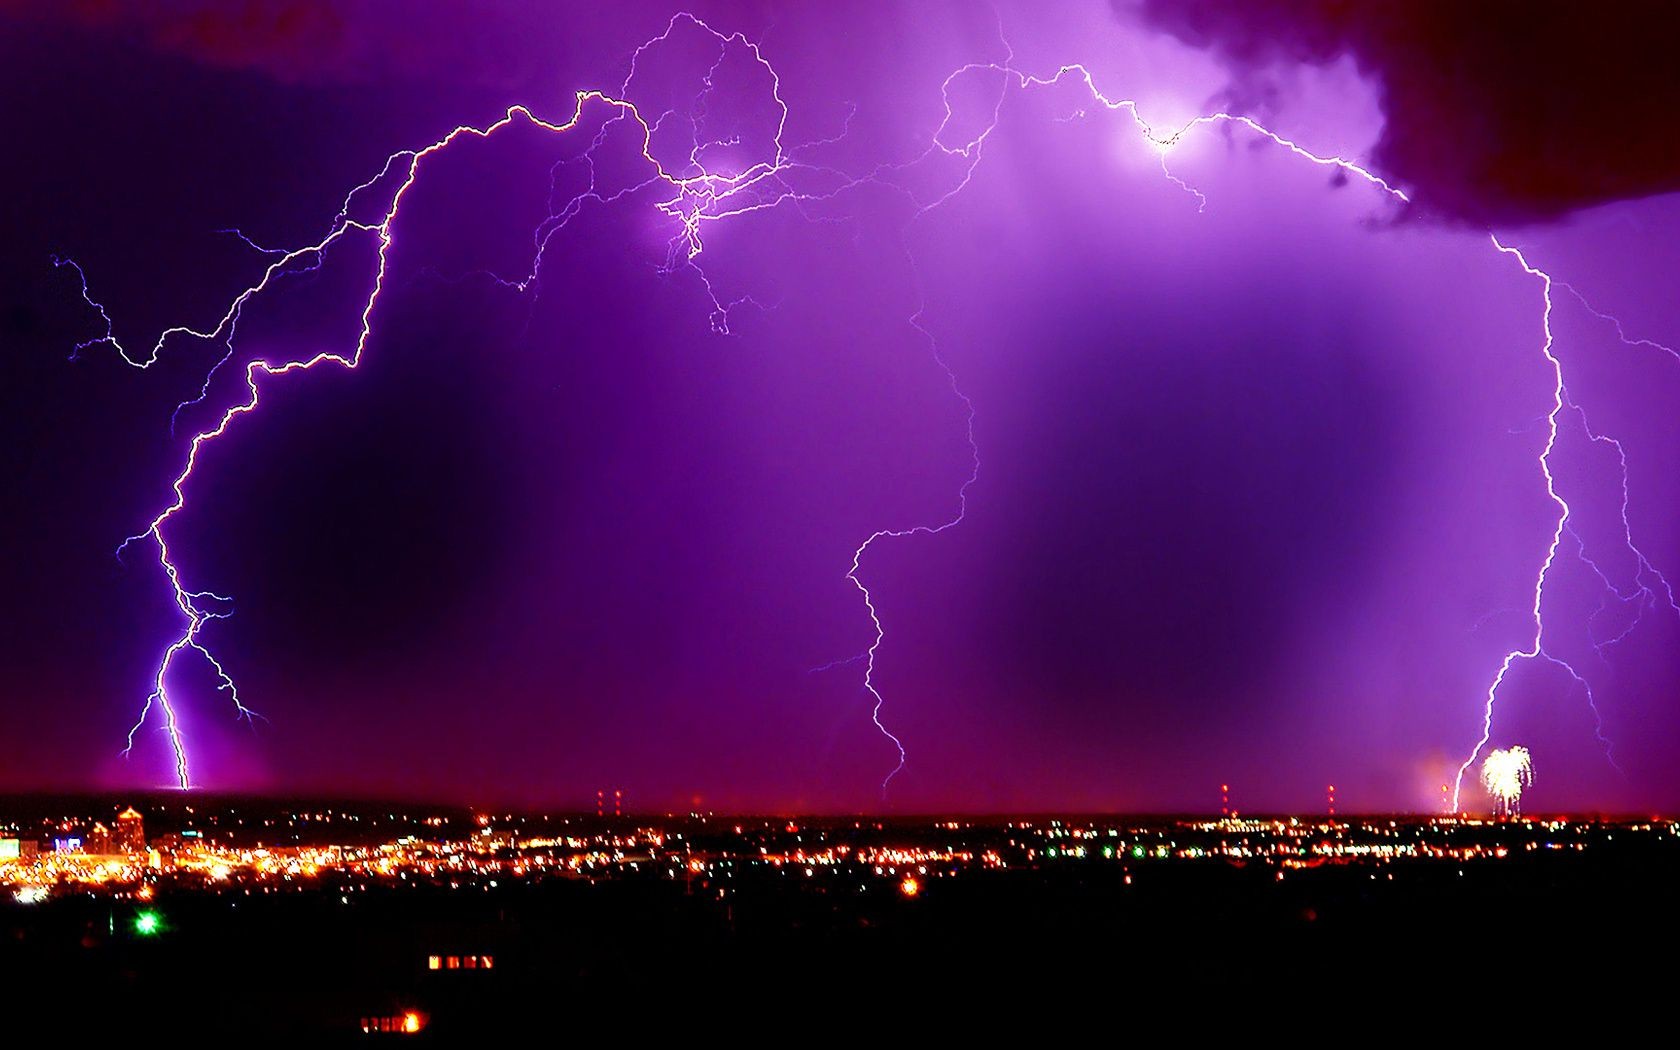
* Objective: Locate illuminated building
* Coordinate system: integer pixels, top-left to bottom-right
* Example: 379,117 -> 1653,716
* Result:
360,1011 -> 425,1035
87,822 -> 113,855
116,807 -> 146,853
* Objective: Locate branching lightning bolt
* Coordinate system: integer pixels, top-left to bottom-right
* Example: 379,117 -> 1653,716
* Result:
1567,403 -> 1680,659
971,60 -> 1674,811
53,14 -> 1673,805
62,13 -> 916,788
1555,288 -> 1680,662
874,50 -> 1659,803
1442,241 -> 1680,808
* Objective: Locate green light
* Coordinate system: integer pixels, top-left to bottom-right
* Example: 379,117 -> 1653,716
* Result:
134,910 -> 161,936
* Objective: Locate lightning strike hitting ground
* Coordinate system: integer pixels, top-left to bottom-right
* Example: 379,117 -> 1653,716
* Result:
55,14 -> 1668,801
1481,745 -> 1535,815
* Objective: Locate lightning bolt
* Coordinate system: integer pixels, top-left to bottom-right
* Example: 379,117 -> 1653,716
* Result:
1554,287 -> 1680,656
63,13 -> 910,788
55,14 -> 1668,805
945,57 -> 1668,811
1444,242 -> 1643,808
1567,402 -> 1680,658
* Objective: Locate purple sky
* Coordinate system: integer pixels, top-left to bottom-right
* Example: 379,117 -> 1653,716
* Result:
4,1 -> 1679,813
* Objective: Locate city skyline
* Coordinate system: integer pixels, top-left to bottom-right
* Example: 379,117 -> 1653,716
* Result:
10,790 -> 1663,1029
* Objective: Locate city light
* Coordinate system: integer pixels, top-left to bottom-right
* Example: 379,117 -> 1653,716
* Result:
8,803 -> 1639,899
6,795 -> 1680,1038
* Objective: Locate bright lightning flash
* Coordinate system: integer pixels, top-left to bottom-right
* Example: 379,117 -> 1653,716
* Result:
52,13 -> 1675,804
1480,746 -> 1535,816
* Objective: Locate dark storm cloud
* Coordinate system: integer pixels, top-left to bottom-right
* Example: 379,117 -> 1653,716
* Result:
1124,0 -> 1680,225
0,0 -> 708,90
5,1 -> 369,83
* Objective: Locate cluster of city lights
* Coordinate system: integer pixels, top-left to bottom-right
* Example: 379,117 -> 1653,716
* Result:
7,806 -> 1677,908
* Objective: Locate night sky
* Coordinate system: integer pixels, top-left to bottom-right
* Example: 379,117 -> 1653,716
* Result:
4,1 -> 1679,813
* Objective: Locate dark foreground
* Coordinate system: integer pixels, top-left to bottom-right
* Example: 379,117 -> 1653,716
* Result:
4,809 -> 1677,1034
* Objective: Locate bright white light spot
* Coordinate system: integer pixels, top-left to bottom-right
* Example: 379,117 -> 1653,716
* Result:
1481,746 -> 1534,815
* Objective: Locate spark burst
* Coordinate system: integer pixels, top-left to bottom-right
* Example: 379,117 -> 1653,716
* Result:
54,13 -> 1672,801
1480,746 -> 1535,816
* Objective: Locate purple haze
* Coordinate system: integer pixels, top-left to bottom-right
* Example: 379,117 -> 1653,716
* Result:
3,2 -> 1679,814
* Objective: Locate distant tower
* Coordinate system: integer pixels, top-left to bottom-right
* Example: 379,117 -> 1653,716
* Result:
1327,785 -> 1336,819
116,807 -> 145,853
87,822 -> 113,855
1220,784 -> 1229,818
597,789 -> 624,818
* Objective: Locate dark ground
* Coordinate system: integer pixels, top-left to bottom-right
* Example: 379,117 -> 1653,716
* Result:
3,837 -> 1673,1036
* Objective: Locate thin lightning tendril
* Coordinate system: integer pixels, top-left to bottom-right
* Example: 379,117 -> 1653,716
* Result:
55,15 -> 1672,802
